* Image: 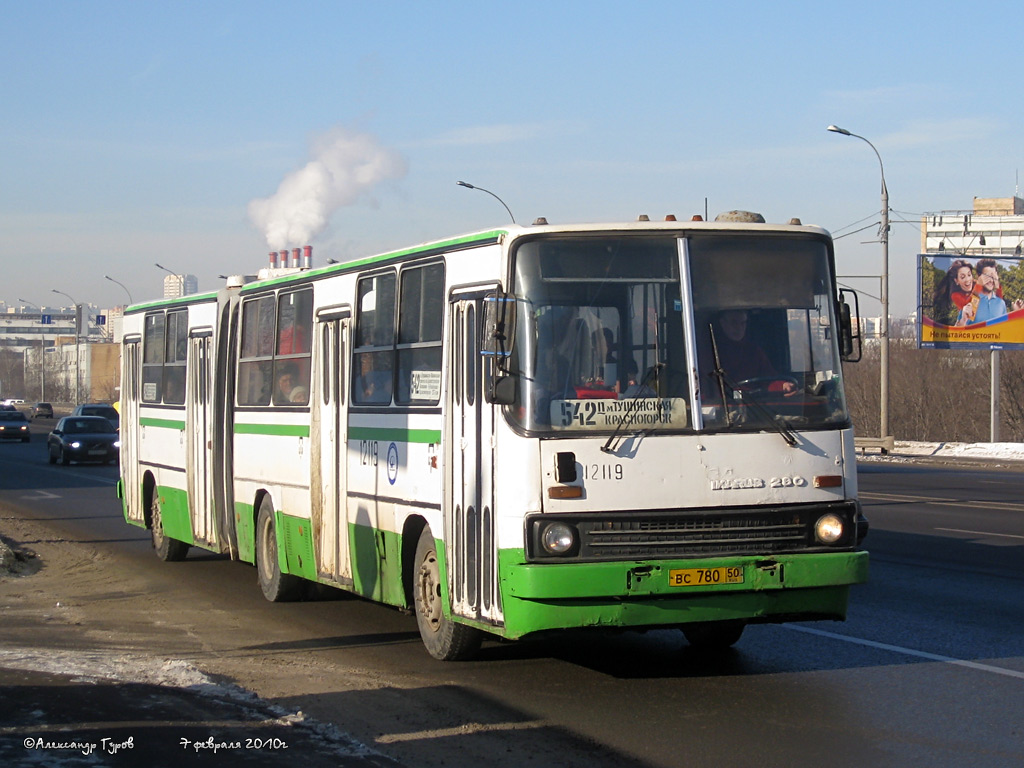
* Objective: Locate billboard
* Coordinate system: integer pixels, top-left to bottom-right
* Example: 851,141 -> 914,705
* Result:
918,253 -> 1024,350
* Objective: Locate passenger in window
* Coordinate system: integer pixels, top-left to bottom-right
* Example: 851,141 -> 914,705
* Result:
164,368 -> 185,404
275,363 -> 308,404
278,303 -> 309,354
356,352 -> 392,404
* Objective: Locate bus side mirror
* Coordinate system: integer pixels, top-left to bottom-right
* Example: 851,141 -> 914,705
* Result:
481,292 -> 516,366
487,374 -> 517,405
481,292 -> 518,405
838,289 -> 862,363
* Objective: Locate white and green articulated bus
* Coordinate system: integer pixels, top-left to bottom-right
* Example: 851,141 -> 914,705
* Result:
118,211 -> 868,660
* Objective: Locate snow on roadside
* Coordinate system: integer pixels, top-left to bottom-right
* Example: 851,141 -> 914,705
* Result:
870,441 -> 1024,462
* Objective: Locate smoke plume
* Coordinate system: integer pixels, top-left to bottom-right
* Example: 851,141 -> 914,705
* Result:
248,126 -> 407,250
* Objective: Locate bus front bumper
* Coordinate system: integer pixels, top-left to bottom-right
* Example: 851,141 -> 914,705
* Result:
496,550 -> 868,639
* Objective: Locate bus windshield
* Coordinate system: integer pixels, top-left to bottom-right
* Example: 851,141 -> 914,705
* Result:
507,232 -> 849,435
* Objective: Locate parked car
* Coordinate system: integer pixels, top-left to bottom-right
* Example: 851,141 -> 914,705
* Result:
71,403 -> 119,431
0,411 -> 31,442
31,402 -> 53,419
47,416 -> 120,465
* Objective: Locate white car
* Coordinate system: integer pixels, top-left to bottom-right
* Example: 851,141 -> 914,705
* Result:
1,398 -> 25,406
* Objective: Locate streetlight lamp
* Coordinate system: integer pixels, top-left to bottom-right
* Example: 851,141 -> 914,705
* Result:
104,274 -> 133,306
827,124 -> 891,446
52,289 -> 81,406
18,298 -> 45,402
456,181 -> 516,223
154,263 -> 185,297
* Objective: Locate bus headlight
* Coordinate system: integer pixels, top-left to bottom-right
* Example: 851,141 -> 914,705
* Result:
814,513 -> 844,544
541,522 -> 576,555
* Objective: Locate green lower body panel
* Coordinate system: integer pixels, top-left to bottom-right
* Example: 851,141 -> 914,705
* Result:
234,502 -> 256,563
154,485 -> 194,545
348,524 -> 405,607
267,515 -> 406,608
497,550 -> 869,640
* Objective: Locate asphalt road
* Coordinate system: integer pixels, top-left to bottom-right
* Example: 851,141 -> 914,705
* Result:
1,426 -> 1022,767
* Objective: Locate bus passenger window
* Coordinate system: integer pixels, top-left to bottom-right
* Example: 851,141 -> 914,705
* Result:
396,262 -> 444,405
353,273 -> 396,405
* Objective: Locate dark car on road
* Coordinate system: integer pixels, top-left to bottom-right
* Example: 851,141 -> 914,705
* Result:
0,411 -> 31,442
71,403 -> 119,431
31,402 -> 53,419
47,416 -> 120,465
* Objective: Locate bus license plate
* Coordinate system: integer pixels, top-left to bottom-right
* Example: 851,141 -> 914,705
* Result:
668,566 -> 744,587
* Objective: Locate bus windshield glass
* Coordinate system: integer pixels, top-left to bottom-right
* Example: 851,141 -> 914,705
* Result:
689,234 -> 848,432
507,232 -> 849,435
509,235 -> 690,433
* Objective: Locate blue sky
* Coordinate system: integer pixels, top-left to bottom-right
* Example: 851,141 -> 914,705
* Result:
3,1 -> 1021,316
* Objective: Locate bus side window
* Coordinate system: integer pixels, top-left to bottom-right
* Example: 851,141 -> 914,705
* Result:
142,312 -> 165,403
353,273 -> 396,405
163,310 -> 187,404
273,289 -> 312,405
237,296 -> 275,406
396,262 -> 444,405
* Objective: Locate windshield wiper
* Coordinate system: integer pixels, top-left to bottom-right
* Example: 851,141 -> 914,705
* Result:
601,363 -> 663,454
708,325 -> 797,447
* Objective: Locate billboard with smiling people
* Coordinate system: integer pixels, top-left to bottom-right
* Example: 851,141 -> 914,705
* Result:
919,253 -> 1024,349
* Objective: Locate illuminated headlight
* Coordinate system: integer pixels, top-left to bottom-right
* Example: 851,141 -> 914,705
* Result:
113,440 -> 121,448
814,513 -> 845,544
541,522 -> 576,554
70,441 -> 81,449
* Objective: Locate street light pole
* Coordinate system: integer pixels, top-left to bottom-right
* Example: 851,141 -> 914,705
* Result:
456,181 -> 516,223
104,274 -> 134,306
18,298 -> 45,402
828,125 -> 891,445
52,289 -> 81,406
154,263 -> 185,297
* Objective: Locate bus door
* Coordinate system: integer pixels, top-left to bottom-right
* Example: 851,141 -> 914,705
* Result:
121,336 -> 144,524
313,311 -> 351,585
447,292 -> 501,625
187,330 -> 217,547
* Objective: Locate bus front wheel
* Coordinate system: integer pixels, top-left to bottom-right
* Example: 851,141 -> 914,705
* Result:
151,495 -> 189,562
256,497 -> 302,602
413,527 -> 482,661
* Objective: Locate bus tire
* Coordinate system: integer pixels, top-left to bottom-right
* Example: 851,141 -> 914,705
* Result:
151,495 -> 189,562
682,620 -> 745,650
413,526 -> 482,661
256,497 -> 302,602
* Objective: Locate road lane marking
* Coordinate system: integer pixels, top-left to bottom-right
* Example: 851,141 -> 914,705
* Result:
375,720 -> 548,744
935,527 -> 1024,540
859,490 -> 1024,513
18,490 -> 59,500
786,625 -> 1024,680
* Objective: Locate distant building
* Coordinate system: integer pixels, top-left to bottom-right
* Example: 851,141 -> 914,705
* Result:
163,274 -> 199,298
23,340 -> 120,404
922,196 -> 1024,256
1,307 -> 108,354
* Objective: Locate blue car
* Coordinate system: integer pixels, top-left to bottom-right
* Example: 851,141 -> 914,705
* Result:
47,416 -> 120,465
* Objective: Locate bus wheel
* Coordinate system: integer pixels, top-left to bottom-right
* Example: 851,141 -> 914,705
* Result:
151,495 -> 189,562
682,620 -> 745,650
413,527 -> 482,661
256,497 -> 301,602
